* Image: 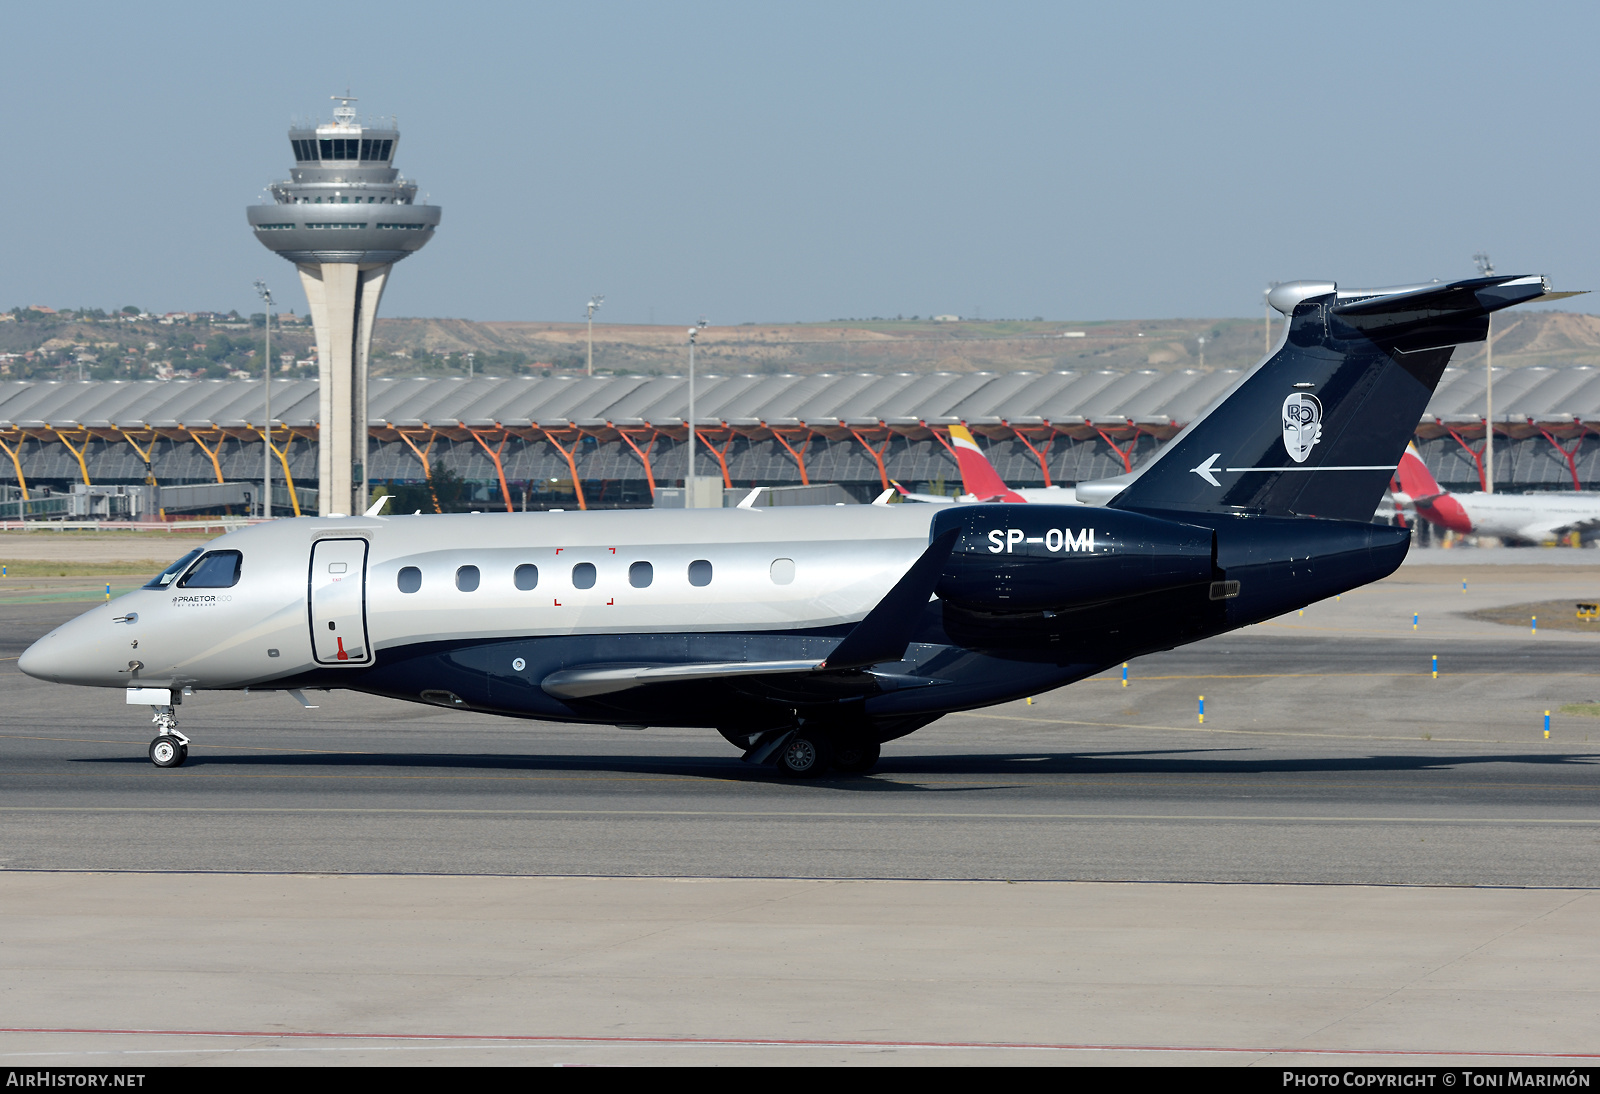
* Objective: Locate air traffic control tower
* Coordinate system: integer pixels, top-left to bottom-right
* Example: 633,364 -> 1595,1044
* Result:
247,95 -> 439,515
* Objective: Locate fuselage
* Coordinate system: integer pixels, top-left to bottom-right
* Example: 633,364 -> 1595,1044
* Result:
898,485 -> 1083,506
20,505 -> 932,691
1411,490 -> 1600,542
20,503 -> 1411,741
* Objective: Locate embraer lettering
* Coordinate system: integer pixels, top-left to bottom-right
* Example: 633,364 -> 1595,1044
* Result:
986,528 -> 1096,554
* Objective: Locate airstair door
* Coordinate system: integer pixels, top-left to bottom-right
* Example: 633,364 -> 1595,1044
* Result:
309,538 -> 372,666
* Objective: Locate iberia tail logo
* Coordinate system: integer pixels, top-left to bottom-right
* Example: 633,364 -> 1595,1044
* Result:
948,425 -> 1026,503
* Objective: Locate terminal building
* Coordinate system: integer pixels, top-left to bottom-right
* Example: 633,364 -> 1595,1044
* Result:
2,364 -> 1599,517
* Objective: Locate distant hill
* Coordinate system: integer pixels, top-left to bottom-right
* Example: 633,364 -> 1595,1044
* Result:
6,308 -> 1597,384
370,312 -> 1600,380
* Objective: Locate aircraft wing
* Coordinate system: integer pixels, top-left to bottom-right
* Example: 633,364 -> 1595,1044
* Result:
890,480 -> 957,505
541,659 -> 823,698
1515,517 -> 1600,543
541,528 -> 961,700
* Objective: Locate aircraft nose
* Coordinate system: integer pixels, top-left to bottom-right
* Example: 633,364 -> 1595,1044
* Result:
18,629 -> 75,682
18,615 -> 119,686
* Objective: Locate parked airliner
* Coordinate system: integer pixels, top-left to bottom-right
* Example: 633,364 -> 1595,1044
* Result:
892,424 -> 1081,504
1393,442 -> 1600,544
19,275 -> 1571,775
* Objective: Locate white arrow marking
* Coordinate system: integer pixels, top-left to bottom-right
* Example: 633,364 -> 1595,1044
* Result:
1226,465 -> 1394,473
1191,453 -> 1222,487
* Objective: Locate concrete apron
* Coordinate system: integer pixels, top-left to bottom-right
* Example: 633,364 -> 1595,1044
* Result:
1,873 -> 1595,1066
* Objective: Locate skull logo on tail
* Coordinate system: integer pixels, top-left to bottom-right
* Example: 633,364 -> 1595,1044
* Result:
1282,392 -> 1322,463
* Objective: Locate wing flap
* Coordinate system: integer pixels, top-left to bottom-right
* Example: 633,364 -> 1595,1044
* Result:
542,659 -> 822,699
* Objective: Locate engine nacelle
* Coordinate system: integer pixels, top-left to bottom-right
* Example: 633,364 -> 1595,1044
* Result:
932,504 -> 1214,613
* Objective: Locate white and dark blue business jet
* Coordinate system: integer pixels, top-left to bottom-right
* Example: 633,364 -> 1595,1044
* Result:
20,275 -> 1572,775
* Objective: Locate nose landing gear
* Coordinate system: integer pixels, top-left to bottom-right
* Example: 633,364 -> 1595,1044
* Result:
148,705 -> 189,768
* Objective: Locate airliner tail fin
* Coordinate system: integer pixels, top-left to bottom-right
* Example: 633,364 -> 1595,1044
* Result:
948,425 -> 1025,503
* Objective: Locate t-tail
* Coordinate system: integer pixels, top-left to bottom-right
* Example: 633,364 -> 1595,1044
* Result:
1084,275 -> 1576,520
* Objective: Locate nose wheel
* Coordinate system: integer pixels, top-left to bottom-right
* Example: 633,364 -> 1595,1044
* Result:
149,735 -> 188,767
148,705 -> 190,768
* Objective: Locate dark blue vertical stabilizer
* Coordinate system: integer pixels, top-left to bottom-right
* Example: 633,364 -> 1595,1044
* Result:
1107,275 -> 1564,521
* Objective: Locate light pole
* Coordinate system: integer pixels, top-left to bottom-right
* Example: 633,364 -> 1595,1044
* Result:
1197,334 -> 1207,369
254,279 -> 274,519
586,295 -> 604,376
1474,252 -> 1495,493
465,351 -> 475,380
1263,283 -> 1279,355
685,318 -> 708,507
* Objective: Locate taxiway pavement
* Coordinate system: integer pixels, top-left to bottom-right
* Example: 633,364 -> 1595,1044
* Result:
1,557 -> 1596,1064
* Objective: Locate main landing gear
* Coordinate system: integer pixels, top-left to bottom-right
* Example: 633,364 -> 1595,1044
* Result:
148,705 -> 189,768
775,730 -> 833,777
725,725 -> 884,777
764,730 -> 880,777
831,739 -> 881,775
774,732 -> 881,777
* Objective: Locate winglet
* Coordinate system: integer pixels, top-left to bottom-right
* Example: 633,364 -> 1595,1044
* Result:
821,528 -> 958,670
364,495 -> 393,517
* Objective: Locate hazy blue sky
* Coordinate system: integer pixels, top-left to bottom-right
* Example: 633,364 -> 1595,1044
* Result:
2,1 -> 1595,323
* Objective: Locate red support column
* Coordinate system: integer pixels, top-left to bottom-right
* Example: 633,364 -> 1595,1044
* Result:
540,429 -> 589,511
1443,425 -> 1489,491
612,426 -> 659,497
695,428 -> 737,488
847,425 -> 893,491
1006,424 -> 1054,487
467,429 -> 515,513
394,429 -> 442,513
1092,423 -> 1137,475
1537,426 -> 1585,490
766,427 -> 813,485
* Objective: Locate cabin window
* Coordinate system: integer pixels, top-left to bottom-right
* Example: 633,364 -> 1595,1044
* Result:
629,561 -> 653,588
455,565 -> 480,592
143,548 -> 204,589
177,550 -> 242,589
397,566 -> 421,593
572,562 -> 596,590
688,559 -> 713,587
770,558 -> 795,585
514,564 -> 539,591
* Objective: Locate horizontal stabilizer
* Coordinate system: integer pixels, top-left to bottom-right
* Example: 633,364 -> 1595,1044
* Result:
1332,275 -> 1571,353
822,528 -> 959,670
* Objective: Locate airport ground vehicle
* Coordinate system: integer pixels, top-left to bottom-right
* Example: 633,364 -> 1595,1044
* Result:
20,275 -> 1567,774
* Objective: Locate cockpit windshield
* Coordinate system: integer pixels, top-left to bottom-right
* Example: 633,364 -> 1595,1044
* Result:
142,549 -> 205,590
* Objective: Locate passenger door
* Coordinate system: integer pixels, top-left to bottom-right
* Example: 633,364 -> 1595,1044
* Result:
309,538 -> 372,666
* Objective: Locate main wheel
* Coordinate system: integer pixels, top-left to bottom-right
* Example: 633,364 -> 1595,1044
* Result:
775,731 -> 833,778
149,735 -> 186,768
833,740 -> 881,775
